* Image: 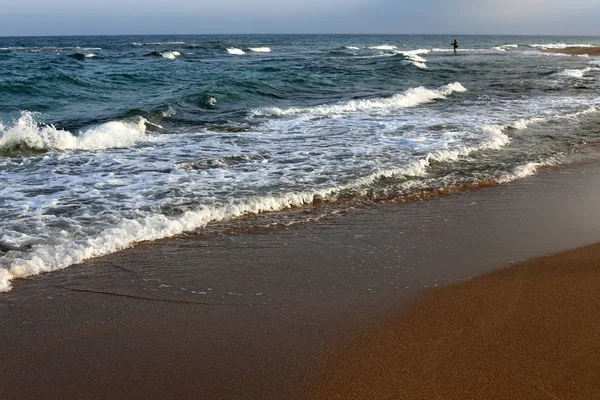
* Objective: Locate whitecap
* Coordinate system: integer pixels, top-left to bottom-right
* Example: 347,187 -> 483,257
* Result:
227,48 -> 246,55
554,67 -> 593,79
494,44 -> 518,51
406,61 -> 428,69
368,45 -> 397,50
160,51 -> 181,59
248,47 -> 271,53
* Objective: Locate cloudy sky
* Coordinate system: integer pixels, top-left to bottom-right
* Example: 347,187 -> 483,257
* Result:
0,0 -> 598,36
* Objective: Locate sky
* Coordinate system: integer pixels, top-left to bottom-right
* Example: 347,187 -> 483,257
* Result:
0,0 -> 599,36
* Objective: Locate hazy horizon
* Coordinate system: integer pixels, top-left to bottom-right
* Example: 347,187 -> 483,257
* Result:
1,0 -> 598,37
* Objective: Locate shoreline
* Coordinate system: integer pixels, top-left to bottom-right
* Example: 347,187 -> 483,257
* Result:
5,159 -> 600,398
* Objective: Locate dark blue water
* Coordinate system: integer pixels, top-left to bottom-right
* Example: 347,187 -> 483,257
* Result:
1,34 -> 600,291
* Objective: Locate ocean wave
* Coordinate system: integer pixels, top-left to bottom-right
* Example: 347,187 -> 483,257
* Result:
248,47 -> 271,53
397,50 -> 428,64
400,49 -> 431,56
494,44 -> 519,51
151,51 -> 181,59
368,45 -> 397,50
70,52 -> 97,60
405,60 -> 428,69
344,46 -> 360,50
4,102 -> 594,292
227,48 -> 246,55
502,106 -> 598,131
250,82 -> 467,117
0,116 -> 512,294
554,67 -> 593,79
0,112 -> 148,155
496,160 -> 551,183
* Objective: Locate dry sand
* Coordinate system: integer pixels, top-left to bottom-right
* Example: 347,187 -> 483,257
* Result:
312,244 -> 600,400
543,46 -> 600,56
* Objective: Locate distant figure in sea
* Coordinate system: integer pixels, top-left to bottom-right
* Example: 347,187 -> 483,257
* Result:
452,39 -> 458,53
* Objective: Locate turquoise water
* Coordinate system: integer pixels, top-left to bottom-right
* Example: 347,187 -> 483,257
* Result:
1,34 -> 600,291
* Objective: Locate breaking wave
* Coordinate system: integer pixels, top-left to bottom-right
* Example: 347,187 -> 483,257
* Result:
0,118 -> 508,293
248,47 -> 271,53
369,45 -> 397,50
251,83 -> 467,117
554,67 -> 593,79
151,51 -> 181,59
2,103 -> 597,292
494,44 -> 519,51
227,48 -> 246,55
0,112 -> 148,154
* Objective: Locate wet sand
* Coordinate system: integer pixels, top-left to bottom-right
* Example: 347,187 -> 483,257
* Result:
313,243 -> 600,400
543,46 -> 600,56
4,161 -> 600,399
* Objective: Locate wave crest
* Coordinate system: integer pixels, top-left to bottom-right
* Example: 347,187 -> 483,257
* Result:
0,112 -> 148,155
227,48 -> 246,55
554,67 -> 593,79
251,83 -> 467,117
248,47 -> 271,53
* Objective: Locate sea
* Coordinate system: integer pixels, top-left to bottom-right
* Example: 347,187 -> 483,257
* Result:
1,34 -> 600,292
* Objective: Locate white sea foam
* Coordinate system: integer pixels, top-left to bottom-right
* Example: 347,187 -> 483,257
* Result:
555,67 -> 593,79
529,43 -> 593,50
406,61 -> 428,69
0,111 -> 514,293
400,49 -> 431,56
369,45 -> 397,50
3,100 -> 596,292
227,48 -> 246,55
0,106 -> 524,296
160,51 -> 181,59
251,82 -> 466,117
497,162 -> 546,183
248,47 -> 271,53
398,51 -> 428,63
502,106 -> 598,131
0,112 -> 148,153
344,46 -> 360,50
494,44 -> 519,51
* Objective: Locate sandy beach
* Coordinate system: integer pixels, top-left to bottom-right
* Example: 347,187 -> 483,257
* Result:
543,46 -> 600,56
4,160 -> 600,399
313,243 -> 600,399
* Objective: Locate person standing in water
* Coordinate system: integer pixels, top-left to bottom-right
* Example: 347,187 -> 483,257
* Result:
452,39 -> 458,53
